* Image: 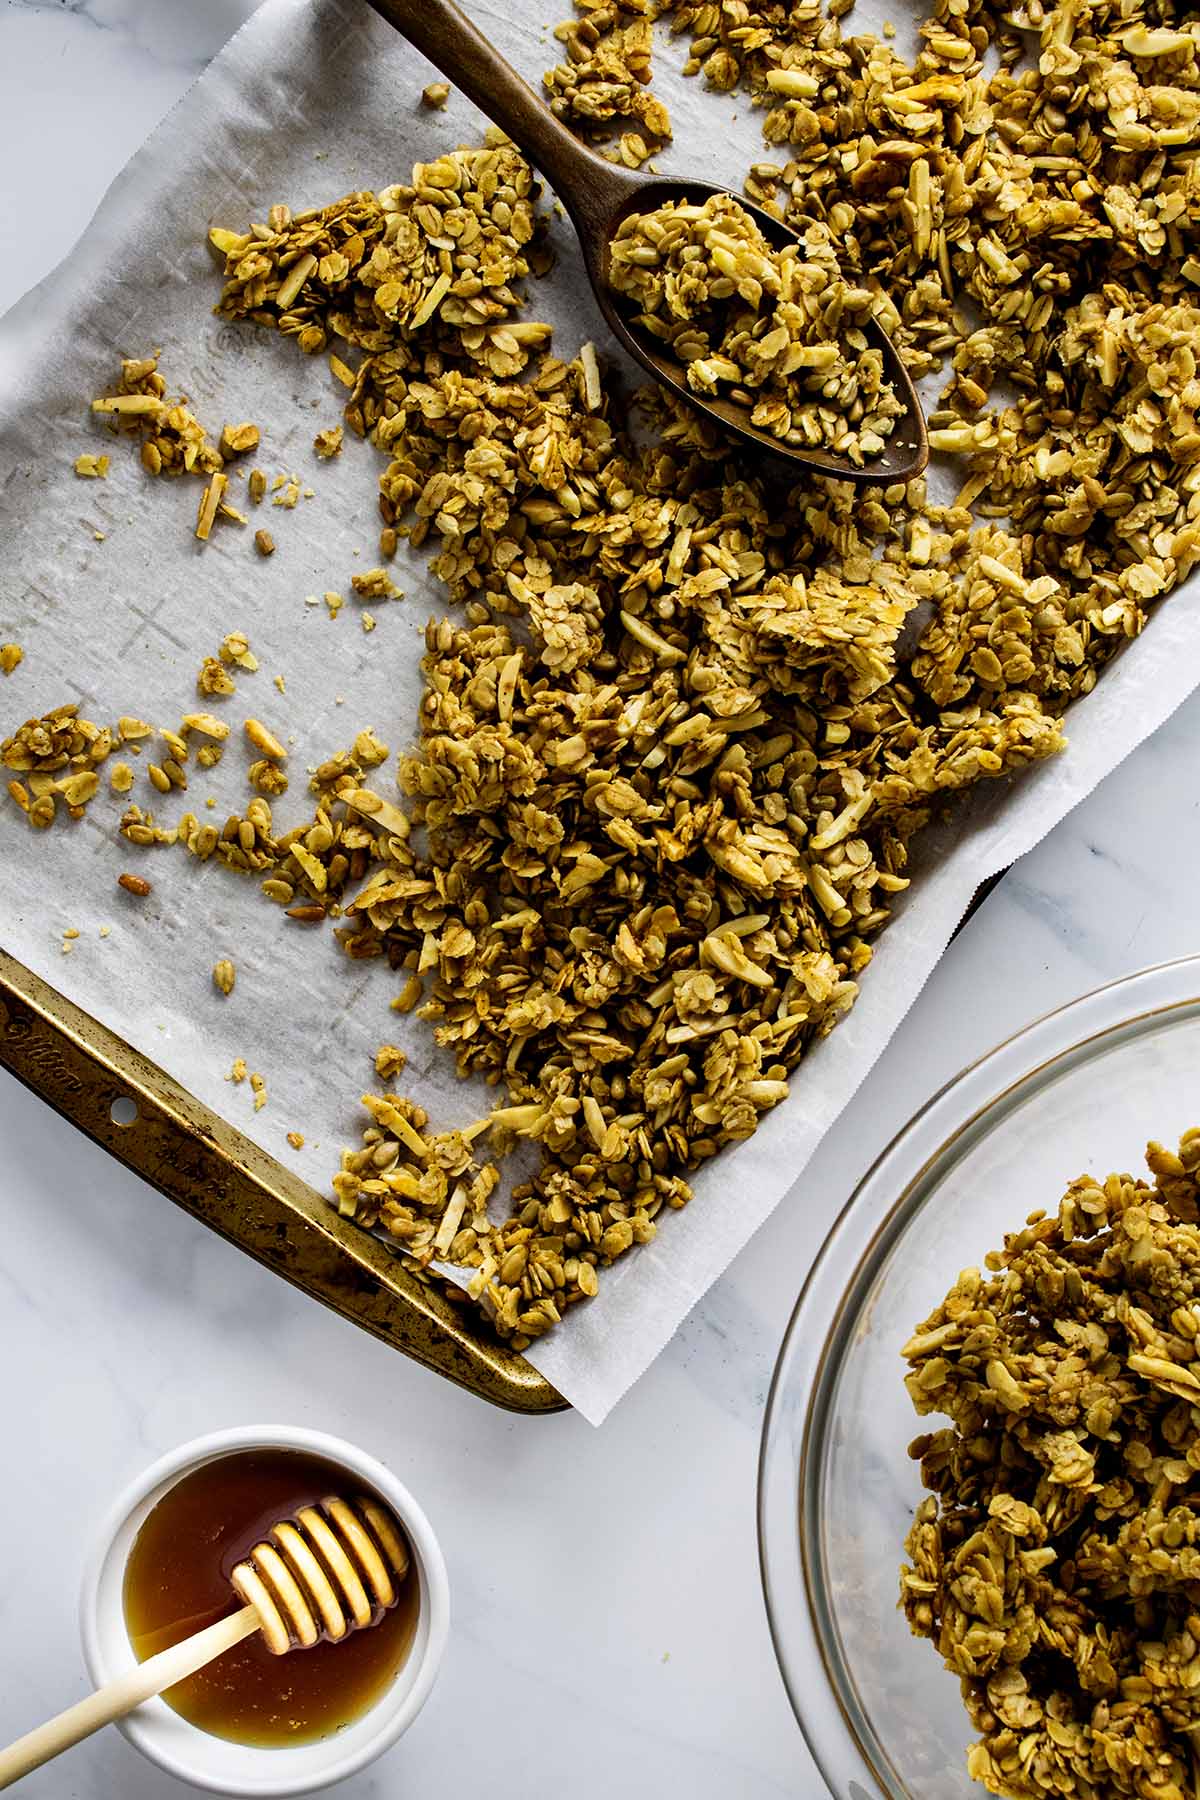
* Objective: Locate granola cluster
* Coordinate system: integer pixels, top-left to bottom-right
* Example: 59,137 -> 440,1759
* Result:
1,704 -> 109,830
91,354 -> 224,479
543,0 -> 671,168
89,353 -> 261,544
608,192 -> 903,460
902,1132 -> 1200,1800
209,141 -> 552,389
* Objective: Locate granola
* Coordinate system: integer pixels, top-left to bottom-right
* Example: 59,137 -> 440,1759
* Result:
190,93 -> 1182,1347
209,136 -> 551,387
542,0 -> 671,167
2,705 -> 111,830
92,354 -> 223,480
220,422 -> 260,457
608,192 -> 902,461
901,1131 -> 1200,1800
9,0 -> 1200,1350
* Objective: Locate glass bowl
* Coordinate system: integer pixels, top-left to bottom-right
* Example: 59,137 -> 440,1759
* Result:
758,956 -> 1200,1800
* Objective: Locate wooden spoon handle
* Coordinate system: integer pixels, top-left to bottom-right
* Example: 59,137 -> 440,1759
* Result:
0,1604 -> 261,1790
365,0 -> 639,236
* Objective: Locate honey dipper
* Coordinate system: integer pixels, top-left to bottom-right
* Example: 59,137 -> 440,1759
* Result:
0,1495 -> 409,1789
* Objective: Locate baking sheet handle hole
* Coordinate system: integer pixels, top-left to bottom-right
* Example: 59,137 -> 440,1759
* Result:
109,1095 -> 139,1127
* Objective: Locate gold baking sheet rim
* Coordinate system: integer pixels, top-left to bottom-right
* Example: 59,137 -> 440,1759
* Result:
0,945 -> 565,1415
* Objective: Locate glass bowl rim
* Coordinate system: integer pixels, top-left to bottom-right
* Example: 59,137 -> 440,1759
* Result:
756,953 -> 1200,1800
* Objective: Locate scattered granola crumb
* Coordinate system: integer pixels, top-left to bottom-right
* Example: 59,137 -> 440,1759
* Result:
250,1071 -> 267,1111
212,958 -> 236,996
375,1044 -> 407,1080
379,526 -> 398,559
244,717 -> 286,761
323,591 -> 344,620
361,611 -> 376,633
110,761 -> 134,793
273,674 -> 286,695
254,528 -> 275,556
313,425 -> 343,459
118,872 -> 152,897
248,758 -> 288,796
99,924 -> 111,938
272,477 -> 300,509
350,568 -> 400,601
302,486 -> 315,499
220,633 -> 258,672
195,471 -> 227,541
74,453 -> 110,479
248,468 -> 267,503
227,1057 -> 247,1084
0,645 -> 23,676
220,422 -> 260,457
421,81 -> 451,107
180,711 -> 229,742
286,1130 -> 305,1150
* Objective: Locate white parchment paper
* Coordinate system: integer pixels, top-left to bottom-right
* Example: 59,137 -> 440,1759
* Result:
2,0 -> 1198,1424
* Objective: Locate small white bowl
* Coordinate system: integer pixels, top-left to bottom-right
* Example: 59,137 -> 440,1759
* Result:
80,1424 -> 449,1797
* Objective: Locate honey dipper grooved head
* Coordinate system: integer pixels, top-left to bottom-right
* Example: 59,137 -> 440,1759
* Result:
229,1495 -> 408,1655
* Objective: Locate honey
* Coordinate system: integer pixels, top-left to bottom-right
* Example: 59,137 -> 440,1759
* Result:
122,1448 -> 419,1748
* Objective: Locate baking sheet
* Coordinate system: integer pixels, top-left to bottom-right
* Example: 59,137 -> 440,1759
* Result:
3,0 -> 1199,1425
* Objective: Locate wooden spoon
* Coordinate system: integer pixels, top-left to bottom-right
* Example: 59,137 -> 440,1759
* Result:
0,1495 -> 409,1790
366,0 -> 928,486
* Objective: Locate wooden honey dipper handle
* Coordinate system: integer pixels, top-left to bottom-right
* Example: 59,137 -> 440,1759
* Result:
0,1605 -> 261,1789
0,1495 -> 408,1791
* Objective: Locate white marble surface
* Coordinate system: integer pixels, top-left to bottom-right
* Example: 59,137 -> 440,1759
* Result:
3,3 -> 1200,1797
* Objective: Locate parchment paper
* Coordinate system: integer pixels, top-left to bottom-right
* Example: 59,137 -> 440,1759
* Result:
2,0 -> 1198,1424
